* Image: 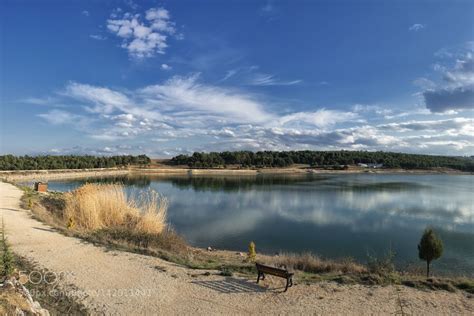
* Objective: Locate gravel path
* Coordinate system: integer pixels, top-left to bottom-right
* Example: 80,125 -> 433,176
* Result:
0,181 -> 472,315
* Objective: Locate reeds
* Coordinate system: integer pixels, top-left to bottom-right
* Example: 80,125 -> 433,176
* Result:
265,252 -> 367,274
64,183 -> 168,235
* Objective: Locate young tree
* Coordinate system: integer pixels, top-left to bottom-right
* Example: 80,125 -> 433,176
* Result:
247,241 -> 256,262
418,228 -> 443,278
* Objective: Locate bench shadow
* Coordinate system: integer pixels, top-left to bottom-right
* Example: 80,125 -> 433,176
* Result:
0,207 -> 22,212
191,277 -> 265,294
32,227 -> 57,233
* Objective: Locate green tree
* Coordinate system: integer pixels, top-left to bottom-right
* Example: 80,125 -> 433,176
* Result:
418,228 -> 444,278
247,241 -> 256,262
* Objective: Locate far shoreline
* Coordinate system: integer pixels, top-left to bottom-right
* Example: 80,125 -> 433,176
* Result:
0,165 -> 471,182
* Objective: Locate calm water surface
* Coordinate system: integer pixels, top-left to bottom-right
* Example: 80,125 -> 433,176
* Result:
45,174 -> 474,275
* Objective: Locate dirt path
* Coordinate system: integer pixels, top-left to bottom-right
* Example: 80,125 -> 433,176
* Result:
0,182 -> 472,315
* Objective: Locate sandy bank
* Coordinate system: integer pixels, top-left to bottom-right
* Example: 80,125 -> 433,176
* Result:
1,166 -> 470,182
0,168 -> 129,182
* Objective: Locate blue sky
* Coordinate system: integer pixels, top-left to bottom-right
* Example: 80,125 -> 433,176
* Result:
1,0 -> 473,157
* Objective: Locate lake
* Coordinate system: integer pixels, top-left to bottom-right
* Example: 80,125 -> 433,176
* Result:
45,173 -> 474,276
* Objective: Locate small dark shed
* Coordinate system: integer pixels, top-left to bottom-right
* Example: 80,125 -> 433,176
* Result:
34,182 -> 48,193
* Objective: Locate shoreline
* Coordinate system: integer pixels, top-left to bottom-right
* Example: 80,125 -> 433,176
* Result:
1,166 -> 471,182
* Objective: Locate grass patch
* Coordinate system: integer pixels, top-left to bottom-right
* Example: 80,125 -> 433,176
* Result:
261,252 -> 367,274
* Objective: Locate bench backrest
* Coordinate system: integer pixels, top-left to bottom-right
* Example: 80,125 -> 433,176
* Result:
256,263 -> 290,278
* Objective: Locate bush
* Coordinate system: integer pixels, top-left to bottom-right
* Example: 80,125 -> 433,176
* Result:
367,248 -> 396,275
64,184 -> 168,235
418,228 -> 443,278
0,221 -> 14,278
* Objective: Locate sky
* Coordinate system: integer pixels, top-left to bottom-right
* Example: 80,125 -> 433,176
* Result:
0,0 -> 473,157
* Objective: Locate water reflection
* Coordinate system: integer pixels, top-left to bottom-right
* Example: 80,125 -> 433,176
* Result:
47,174 -> 474,275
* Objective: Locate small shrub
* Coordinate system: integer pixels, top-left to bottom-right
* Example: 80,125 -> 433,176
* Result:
247,241 -> 256,262
0,221 -> 14,278
220,267 -> 233,276
418,228 -> 443,278
367,248 -> 396,275
67,217 -> 75,230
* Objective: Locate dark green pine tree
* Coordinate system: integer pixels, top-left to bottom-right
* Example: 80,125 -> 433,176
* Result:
418,228 -> 444,278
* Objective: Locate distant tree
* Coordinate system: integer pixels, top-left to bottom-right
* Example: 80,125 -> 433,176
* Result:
0,155 -> 151,170
168,150 -> 474,171
418,228 -> 444,278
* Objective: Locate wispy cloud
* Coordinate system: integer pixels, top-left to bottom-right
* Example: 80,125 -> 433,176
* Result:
409,23 -> 425,31
161,63 -> 172,70
260,1 -> 279,21
248,73 -> 302,86
107,7 -> 179,58
81,10 -> 90,17
89,34 -> 107,41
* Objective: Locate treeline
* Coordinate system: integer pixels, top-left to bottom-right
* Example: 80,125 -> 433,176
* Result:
0,155 -> 151,171
169,151 -> 474,171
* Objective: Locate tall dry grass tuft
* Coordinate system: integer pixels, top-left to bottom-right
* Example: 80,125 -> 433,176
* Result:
265,252 -> 367,274
133,190 -> 168,235
64,183 -> 168,235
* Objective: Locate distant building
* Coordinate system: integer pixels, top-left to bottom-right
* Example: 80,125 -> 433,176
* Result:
358,163 -> 383,169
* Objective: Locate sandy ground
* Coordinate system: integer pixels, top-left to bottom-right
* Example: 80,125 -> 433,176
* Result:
0,182 -> 472,315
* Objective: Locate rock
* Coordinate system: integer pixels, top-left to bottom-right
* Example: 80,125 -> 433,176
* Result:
207,246 -> 213,252
4,279 -> 15,289
15,307 -> 25,316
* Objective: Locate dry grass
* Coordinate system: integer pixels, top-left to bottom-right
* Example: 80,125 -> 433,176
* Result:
262,252 -> 367,274
64,183 -> 168,235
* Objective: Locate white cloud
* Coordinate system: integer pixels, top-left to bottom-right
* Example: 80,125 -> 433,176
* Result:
409,24 -> 425,31
37,110 -> 91,128
107,7 -> 178,58
82,10 -> 90,17
139,74 -> 274,124
89,34 -> 107,41
278,109 -> 359,128
378,118 -> 473,133
161,63 -> 172,70
420,48 -> 474,112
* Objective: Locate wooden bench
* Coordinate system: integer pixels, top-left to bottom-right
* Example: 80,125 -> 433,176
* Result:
256,263 -> 294,292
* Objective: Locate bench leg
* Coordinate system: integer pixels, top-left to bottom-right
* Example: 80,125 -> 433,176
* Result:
284,278 -> 290,292
257,272 -> 265,283
257,272 -> 261,283
289,276 -> 293,287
